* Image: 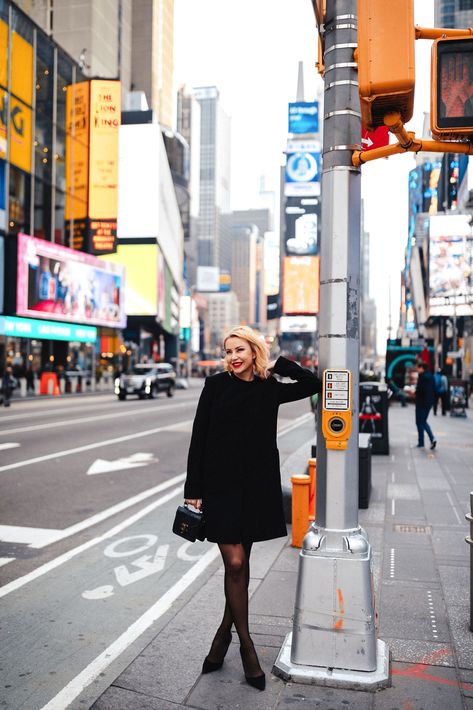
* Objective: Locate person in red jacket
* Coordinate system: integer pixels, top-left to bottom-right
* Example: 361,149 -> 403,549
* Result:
184,325 -> 321,691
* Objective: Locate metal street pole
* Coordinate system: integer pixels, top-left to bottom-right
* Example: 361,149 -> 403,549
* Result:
274,0 -> 389,688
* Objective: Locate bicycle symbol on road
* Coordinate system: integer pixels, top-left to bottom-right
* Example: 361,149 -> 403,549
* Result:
82,534 -> 205,600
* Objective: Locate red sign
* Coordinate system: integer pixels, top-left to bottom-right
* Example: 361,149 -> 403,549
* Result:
361,125 -> 390,151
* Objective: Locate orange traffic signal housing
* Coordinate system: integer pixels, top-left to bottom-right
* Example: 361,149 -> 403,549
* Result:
431,36 -> 473,140
357,0 -> 415,130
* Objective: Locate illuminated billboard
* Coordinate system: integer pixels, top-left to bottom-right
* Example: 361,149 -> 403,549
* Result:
101,243 -> 161,316
288,102 -> 319,134
285,139 -> 321,197
283,256 -> 320,314
285,196 -> 320,256
429,214 -> 473,316
65,79 -> 120,255
17,233 -> 126,328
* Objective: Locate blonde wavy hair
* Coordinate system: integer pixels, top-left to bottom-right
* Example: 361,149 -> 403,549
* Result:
222,325 -> 269,379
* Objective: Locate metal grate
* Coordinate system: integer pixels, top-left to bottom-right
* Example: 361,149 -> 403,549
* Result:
393,524 -> 432,534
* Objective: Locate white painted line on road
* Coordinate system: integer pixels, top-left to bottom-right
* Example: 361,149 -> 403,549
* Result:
446,491 -> 463,525
277,413 -> 313,437
0,558 -> 15,567
0,421 -> 193,473
1,401 -> 192,436
0,485 -> 183,599
391,472 -> 395,483
0,525 -> 62,546
389,548 -> 395,579
391,499 -> 395,516
87,453 -> 158,475
35,473 -> 186,547
0,442 -> 20,451
40,544 -> 220,710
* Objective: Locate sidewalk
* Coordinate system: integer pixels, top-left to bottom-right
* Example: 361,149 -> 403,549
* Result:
93,403 -> 473,709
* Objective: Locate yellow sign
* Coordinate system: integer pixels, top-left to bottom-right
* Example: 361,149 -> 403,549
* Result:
101,244 -> 158,316
11,30 -> 33,106
65,81 -> 90,221
0,90 -> 32,172
0,20 -> 7,89
88,80 -> 120,220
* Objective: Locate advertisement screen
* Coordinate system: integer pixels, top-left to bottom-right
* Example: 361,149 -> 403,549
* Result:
101,243 -> 159,316
288,101 -> 319,134
283,256 -> 319,314
285,197 -> 320,256
429,214 -> 473,316
17,233 -> 126,328
285,139 -> 321,197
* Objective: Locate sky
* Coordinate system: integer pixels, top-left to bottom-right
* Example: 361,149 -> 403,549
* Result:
173,0 -> 435,354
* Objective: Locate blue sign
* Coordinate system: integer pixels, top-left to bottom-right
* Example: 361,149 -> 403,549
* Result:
285,139 -> 321,197
0,315 -> 97,342
288,102 -> 319,134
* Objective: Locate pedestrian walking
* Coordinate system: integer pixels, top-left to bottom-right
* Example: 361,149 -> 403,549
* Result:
433,369 -> 448,416
415,362 -> 437,449
1,366 -> 16,407
183,325 -> 321,691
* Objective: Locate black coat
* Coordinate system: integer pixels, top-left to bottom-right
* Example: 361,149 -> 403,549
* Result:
184,356 -> 322,543
415,370 -> 435,408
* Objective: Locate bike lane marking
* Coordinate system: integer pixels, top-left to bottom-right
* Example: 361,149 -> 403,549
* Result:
0,485 -> 183,598
40,544 -> 220,710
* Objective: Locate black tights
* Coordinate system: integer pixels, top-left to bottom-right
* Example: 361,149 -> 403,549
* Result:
206,542 -> 263,677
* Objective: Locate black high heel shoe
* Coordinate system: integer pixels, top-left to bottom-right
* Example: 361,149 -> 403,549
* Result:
239,645 -> 266,691
201,630 -> 233,674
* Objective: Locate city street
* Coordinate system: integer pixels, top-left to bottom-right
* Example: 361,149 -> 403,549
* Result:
0,383 -> 315,709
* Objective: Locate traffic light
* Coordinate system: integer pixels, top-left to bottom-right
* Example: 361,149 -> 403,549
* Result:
431,36 -> 473,140
357,0 -> 415,130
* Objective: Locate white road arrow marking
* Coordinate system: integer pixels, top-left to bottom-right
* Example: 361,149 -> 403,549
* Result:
114,545 -> 170,586
86,452 -> 158,475
0,442 -> 20,451
82,585 -> 115,600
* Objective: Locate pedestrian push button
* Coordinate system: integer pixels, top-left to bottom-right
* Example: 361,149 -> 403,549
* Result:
321,369 -> 352,450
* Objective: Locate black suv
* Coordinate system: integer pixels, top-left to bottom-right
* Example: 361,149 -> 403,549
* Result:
115,363 -> 176,400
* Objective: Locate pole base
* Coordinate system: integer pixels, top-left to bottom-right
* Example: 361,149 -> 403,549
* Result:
273,633 -> 390,691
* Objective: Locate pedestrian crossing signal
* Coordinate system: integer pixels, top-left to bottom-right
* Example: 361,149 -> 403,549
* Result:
431,36 -> 473,140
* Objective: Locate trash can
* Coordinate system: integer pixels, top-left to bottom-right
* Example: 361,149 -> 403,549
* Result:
311,436 -> 372,510
358,433 -> 372,509
466,492 -> 473,631
359,382 -> 389,455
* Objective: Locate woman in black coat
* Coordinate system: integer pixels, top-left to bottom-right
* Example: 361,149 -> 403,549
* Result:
184,325 -> 321,690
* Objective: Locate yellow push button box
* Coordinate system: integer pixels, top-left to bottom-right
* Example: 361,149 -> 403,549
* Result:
321,369 -> 352,450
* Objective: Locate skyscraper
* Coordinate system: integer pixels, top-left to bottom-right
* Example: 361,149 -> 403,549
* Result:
435,0 -> 473,28
193,86 -> 231,272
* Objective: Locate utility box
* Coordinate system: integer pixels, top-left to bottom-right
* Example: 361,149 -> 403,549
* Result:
358,433 -> 372,508
357,0 -> 415,129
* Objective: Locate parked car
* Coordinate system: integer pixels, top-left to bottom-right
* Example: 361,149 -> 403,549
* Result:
115,363 -> 176,400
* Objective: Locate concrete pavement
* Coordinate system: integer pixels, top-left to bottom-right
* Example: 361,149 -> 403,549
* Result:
92,402 -> 473,709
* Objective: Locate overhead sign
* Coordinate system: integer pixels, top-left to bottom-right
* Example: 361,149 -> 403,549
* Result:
429,214 -> 473,316
285,139 -> 321,197
0,315 -> 97,343
361,125 -> 390,151
288,102 -> 319,134
197,265 -> 220,292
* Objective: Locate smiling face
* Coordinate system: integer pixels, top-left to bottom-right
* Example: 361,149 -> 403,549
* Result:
224,336 -> 255,380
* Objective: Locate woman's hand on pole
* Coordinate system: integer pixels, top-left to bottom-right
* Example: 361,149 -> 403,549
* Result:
184,498 -> 202,511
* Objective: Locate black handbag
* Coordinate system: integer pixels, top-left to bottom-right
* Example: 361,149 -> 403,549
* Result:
172,504 -> 206,542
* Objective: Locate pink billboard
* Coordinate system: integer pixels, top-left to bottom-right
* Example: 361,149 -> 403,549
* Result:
17,233 -> 126,328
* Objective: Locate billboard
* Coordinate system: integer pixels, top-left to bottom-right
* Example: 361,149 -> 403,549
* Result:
65,79 -> 120,255
284,196 -> 320,256
17,233 -> 125,328
264,231 -> 280,296
429,214 -> 473,316
285,139 -> 321,197
0,315 -> 96,343
288,101 -> 319,134
197,266 -> 220,292
283,256 -> 320,314
280,315 -> 317,333
101,243 -> 161,316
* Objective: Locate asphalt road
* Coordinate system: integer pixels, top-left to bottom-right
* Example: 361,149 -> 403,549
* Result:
0,381 -> 315,709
